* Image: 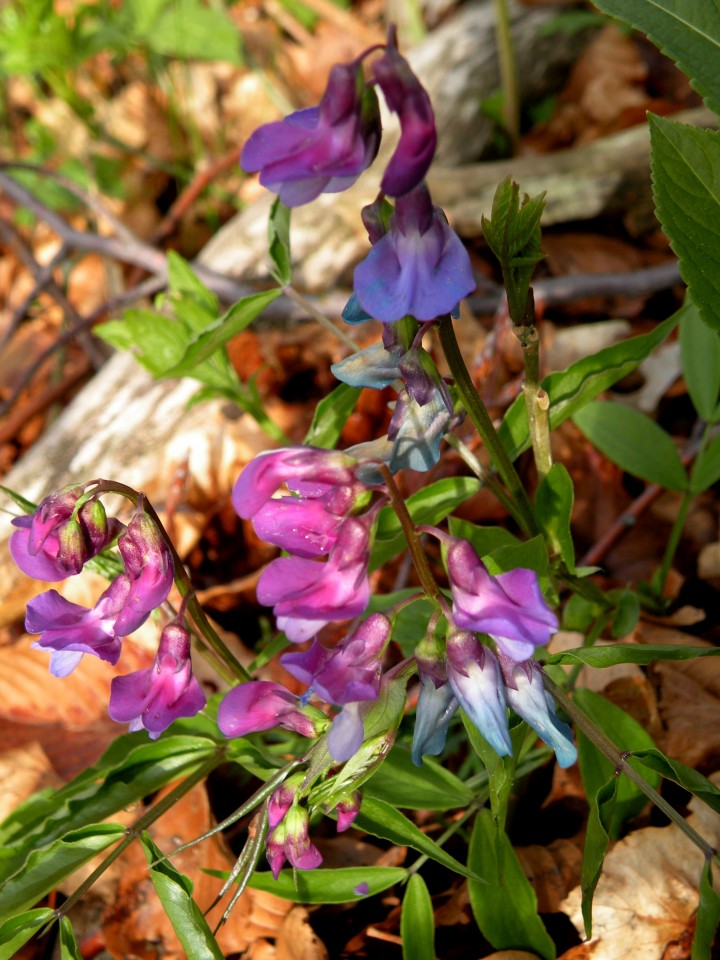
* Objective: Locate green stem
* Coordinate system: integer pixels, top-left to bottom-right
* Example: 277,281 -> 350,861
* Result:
377,464 -> 443,605
543,672 -> 719,862
55,753 -> 222,919
513,322 -> 553,482
92,480 -> 251,683
653,489 -> 692,597
445,431 -> 527,528
492,0 -> 520,152
282,284 -> 359,352
438,318 -> 538,537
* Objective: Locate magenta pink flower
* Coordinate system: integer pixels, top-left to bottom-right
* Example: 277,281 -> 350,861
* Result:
217,680 -> 319,740
445,538 -> 558,661
108,619 -> 205,738
114,507 -> 174,636
257,516 -> 372,642
334,791 -> 362,832
26,575 -> 132,677
241,62 -> 381,207
266,804 -> 322,879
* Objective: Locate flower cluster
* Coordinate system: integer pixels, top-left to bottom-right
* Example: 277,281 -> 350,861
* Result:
14,488 -> 205,737
232,447 -> 382,643
412,535 -> 576,769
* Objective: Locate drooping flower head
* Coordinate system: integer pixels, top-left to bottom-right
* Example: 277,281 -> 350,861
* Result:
351,183 -> 476,324
108,615 -> 205,738
444,538 -> 558,661
217,680 -> 321,740
10,487 -> 120,582
446,632 -> 512,758
241,62 -> 381,207
266,803 -> 323,879
372,27 -> 437,197
114,504 -> 175,636
26,575 -> 132,677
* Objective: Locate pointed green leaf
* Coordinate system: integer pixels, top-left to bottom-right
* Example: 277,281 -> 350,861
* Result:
544,643 -> 720,668
468,808 -> 555,960
268,198 -> 292,286
142,833 -> 225,960
363,746 -> 472,810
59,917 -> 83,960
580,776 -> 618,938
0,908 -> 54,960
680,296 -> 720,421
573,401 -> 687,491
651,117 -> 720,333
535,463 -> 576,572
691,433 -> 720,493
166,252 -> 218,313
694,861 -> 720,959
401,874 -> 435,960
248,866 -> 406,903
304,383 -> 361,448
631,748 -> 720,815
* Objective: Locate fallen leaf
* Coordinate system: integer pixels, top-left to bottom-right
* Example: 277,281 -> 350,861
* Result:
276,906 -> 329,960
0,740 -> 59,820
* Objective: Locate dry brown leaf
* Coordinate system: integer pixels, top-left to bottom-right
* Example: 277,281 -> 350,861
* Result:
275,906 -> 329,960
0,740 -> 60,820
515,839 -> 584,914
561,787 -> 720,959
481,952 -> 542,960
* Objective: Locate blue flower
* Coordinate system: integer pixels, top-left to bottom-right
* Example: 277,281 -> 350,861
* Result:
446,632 -> 512,757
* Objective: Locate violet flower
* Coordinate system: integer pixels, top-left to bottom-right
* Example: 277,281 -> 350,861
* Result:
411,677 -> 459,766
108,618 -> 205,738
257,516 -> 372,643
499,656 -> 577,768
252,489 -> 355,560
372,31 -> 437,197
281,613 -> 390,704
26,575 -> 132,677
114,507 -> 174,636
10,489 -> 119,582
446,632 -> 512,758
217,680 -> 319,740
266,803 -> 322,879
334,791 -> 362,832
232,447 -> 359,521
268,784 -> 297,832
327,702 -> 365,762
445,538 -> 558,662
241,62 -> 381,207
352,183 -> 476,323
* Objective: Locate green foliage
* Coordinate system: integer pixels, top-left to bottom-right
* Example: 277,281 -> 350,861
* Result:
59,918 -> 83,960
142,834 -> 225,960
468,808 -> 555,960
362,746 -> 473,810
481,178 -> 546,325
248,866 -> 406,903
572,401 -> 688,491
580,776 -> 617,937
650,117 -> 720,333
535,463 -> 576,572
268,198 -> 293,286
0,909 -> 54,960
680,296 -> 720,422
695,862 -> 720,960
401,875 -> 435,960
304,383 -> 362,448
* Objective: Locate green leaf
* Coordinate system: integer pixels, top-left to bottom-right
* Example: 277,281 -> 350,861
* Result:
651,117 -> 720,333
691,433 -> 720,493
482,535 -> 550,592
468,809 -> 556,960
535,462 -> 576,571
448,517 -> 521,556
142,834 -> 224,960
0,908 -> 54,960
580,776 -> 618,938
0,823 -> 125,922
631,748 -> 720,815
694,861 -> 720,960
680,295 -> 720,421
610,589 -> 640,639
268,198 -> 292,286
589,0 -> 720,111
164,289 -> 282,375
574,688 -> 659,838
98,309 -> 193,377
303,383 -> 361,448
146,0 -> 242,62
573,401 -> 687,491
401,874 -> 435,960
59,917 -> 83,960
370,477 -> 481,570
363,746 -> 473,810
166,252 -> 218,314
355,797 -> 480,880
499,310 -> 680,460
544,643 -> 720,668
248,866 -> 406,903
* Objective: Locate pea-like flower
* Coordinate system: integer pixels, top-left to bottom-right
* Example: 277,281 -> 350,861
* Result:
241,62 -> 381,207
445,538 -> 558,661
266,803 -> 323,879
108,618 -> 205,738
217,680 -> 320,740
352,183 -> 476,323
446,632 -> 512,758
114,507 -> 175,636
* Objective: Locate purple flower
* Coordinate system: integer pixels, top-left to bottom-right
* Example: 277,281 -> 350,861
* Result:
446,538 -> 558,662
327,702 -> 365,762
411,677 -> 459,766
281,613 -> 390,704
108,618 -> 205,738
252,491 -> 350,560
114,508 -> 174,636
10,489 -> 119,582
353,184 -> 475,323
26,576 -> 132,677
257,516 -> 372,643
372,31 -> 436,197
266,804 -> 322,879
334,791 -> 362,832
499,656 -> 577,768
241,62 -> 381,207
446,632 -> 511,758
268,784 -> 297,832
232,447 -> 359,521
217,680 -> 319,740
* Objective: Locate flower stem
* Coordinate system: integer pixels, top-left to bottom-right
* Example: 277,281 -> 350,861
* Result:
492,0 -> 520,152
513,321 -> 553,482
438,318 -> 538,536
377,463 -> 443,605
543,671 -> 719,861
653,488 -> 692,597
